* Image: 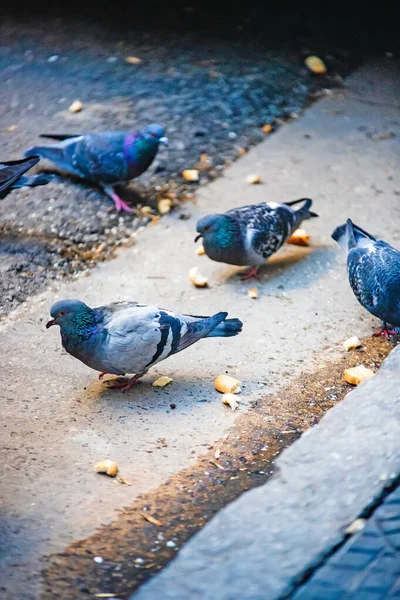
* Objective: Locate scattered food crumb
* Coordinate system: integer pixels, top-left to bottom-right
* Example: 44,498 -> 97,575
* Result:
94,594 -> 118,598
68,100 -> 83,113
116,476 -> 132,486
214,448 -> 221,459
196,244 -> 205,256
261,124 -> 272,133
166,540 -> 176,548
214,375 -> 241,394
94,556 -> 104,564
246,173 -> 262,185
305,55 -> 327,74
152,375 -> 173,387
345,518 -> 366,535
182,169 -> 200,182
188,266 -> 208,288
95,459 -> 119,477
125,56 -> 142,64
248,288 -> 258,299
157,198 -> 172,214
140,513 -> 162,526
237,147 -> 247,156
221,393 -> 239,411
343,336 -> 361,351
141,206 -> 154,217
343,365 -> 374,386
287,229 -> 310,246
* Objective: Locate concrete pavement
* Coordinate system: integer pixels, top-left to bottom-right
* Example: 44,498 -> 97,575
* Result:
1,58 -> 399,599
132,342 -> 400,600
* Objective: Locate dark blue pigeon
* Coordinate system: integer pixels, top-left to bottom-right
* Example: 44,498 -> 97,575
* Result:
1,156 -> 53,200
46,299 -> 243,391
24,124 -> 168,213
195,198 -> 318,280
332,219 -> 400,338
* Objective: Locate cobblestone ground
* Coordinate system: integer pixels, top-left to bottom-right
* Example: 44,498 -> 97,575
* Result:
292,485 -> 400,600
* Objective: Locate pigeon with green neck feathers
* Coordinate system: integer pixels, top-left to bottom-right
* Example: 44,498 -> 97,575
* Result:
24,124 -> 168,213
46,299 -> 243,391
195,198 -> 318,279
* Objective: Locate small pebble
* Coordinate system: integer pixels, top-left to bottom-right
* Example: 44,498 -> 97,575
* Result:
170,403 -> 176,409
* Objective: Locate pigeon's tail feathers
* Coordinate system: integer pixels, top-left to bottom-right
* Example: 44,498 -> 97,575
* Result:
332,219 -> 376,251
12,173 -> 54,189
176,312 -> 242,353
40,133 -> 81,141
206,317 -> 243,338
287,198 -> 318,228
285,198 -> 317,216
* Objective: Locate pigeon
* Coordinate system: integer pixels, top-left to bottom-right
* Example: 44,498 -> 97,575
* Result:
332,219 -> 400,338
0,156 -> 53,199
195,198 -> 318,280
24,124 -> 168,213
46,299 -> 243,391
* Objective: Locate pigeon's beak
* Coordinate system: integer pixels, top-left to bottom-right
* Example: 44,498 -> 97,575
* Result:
46,319 -> 55,329
194,233 -> 202,243
159,136 -> 169,147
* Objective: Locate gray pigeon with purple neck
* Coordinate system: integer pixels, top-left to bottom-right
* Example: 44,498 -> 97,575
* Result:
24,124 -> 168,212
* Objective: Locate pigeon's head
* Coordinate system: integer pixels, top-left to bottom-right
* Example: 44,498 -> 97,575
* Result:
195,213 -> 237,248
144,123 -> 168,146
46,299 -> 93,330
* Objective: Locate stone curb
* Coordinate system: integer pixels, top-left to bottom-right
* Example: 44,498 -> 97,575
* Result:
132,345 -> 400,600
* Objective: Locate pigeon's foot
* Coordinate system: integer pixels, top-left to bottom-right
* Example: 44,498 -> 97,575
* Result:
373,328 -> 397,339
240,266 -> 260,281
101,183 -> 134,213
106,376 -> 142,392
98,372 -> 107,379
110,191 -> 134,213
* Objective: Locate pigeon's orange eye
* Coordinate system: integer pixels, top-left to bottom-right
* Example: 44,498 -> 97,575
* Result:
59,310 -> 66,316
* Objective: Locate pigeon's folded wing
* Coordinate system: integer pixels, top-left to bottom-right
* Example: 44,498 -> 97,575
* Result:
73,133 -> 129,181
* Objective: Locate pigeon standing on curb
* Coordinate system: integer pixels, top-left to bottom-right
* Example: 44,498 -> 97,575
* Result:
46,299 -> 243,391
0,156 -> 53,199
332,219 -> 400,338
195,198 -> 318,280
24,124 -> 168,213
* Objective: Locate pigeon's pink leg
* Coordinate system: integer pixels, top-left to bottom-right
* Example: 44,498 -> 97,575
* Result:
107,376 -> 142,392
110,191 -> 134,213
240,266 -> 260,281
373,328 -> 397,339
98,372 -> 107,379
101,183 -> 133,213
